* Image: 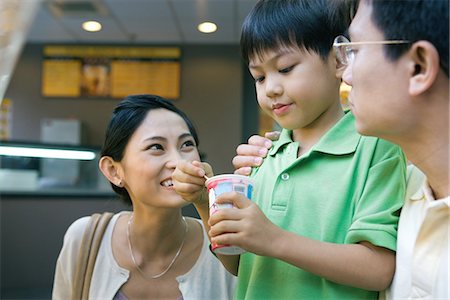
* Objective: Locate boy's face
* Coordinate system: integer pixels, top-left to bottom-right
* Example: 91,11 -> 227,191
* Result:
248,46 -> 341,133
342,0 -> 414,139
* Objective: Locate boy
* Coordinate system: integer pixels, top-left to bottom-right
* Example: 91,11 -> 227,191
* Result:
235,0 -> 449,298
173,0 -> 406,299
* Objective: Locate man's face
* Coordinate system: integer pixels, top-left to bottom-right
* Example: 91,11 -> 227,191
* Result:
342,0 -> 414,139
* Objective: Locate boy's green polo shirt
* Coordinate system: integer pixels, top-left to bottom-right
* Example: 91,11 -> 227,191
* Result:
236,112 -> 406,300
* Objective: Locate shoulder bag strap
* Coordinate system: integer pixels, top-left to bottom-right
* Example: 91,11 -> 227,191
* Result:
72,212 -> 114,300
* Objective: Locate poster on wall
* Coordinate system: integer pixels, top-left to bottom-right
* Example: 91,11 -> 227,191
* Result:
42,46 -> 181,99
0,98 -> 12,140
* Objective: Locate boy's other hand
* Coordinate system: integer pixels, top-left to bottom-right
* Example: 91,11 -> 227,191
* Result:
173,160 -> 213,205
232,131 -> 280,175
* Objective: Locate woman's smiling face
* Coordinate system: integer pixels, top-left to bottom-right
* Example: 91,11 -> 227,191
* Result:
118,108 -> 200,208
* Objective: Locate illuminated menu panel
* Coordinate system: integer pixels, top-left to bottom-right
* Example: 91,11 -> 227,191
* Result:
42,46 -> 181,99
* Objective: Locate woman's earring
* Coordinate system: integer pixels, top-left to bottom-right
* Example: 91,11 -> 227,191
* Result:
117,180 -> 124,187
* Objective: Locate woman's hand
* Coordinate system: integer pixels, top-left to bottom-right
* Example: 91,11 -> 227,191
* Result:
232,132 -> 280,175
173,160 -> 213,205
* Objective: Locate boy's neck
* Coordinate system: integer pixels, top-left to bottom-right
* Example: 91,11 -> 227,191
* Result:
292,102 -> 344,157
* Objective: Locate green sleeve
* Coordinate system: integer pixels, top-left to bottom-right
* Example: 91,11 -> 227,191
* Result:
346,139 -> 406,251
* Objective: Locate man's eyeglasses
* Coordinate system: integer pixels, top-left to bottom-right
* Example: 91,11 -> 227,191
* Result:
333,35 -> 410,66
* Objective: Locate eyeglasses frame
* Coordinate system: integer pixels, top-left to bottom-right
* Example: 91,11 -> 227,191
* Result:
333,35 -> 410,66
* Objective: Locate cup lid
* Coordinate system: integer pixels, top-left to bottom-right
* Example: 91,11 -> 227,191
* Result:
205,174 -> 253,187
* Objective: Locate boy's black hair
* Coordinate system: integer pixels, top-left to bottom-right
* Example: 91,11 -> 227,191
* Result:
240,0 -> 355,64
100,94 -> 200,204
368,0 -> 448,77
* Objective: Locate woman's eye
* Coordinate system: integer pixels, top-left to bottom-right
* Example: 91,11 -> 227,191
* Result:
181,140 -> 196,149
148,144 -> 164,151
279,65 -> 294,74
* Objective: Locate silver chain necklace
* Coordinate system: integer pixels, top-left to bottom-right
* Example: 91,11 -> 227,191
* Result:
127,214 -> 188,280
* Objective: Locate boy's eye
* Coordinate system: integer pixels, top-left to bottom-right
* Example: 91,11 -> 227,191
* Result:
279,65 -> 294,74
254,76 -> 265,83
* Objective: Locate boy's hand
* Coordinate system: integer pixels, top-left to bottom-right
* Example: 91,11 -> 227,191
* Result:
173,160 -> 213,205
208,192 -> 280,257
232,131 -> 280,176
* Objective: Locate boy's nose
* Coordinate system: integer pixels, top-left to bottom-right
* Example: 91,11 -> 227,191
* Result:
265,79 -> 283,97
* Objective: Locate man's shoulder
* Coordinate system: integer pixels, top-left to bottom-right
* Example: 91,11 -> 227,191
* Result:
405,165 -> 426,199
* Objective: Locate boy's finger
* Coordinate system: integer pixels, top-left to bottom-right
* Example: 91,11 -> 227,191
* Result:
236,143 -> 268,157
264,131 -> 280,141
232,155 -> 262,170
208,207 -> 241,227
248,135 -> 273,149
215,192 -> 251,209
234,167 -> 252,176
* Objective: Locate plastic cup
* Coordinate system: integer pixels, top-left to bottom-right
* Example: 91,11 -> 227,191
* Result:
205,174 -> 254,255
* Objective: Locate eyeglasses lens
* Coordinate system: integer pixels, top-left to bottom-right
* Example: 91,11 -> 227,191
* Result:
334,36 -> 353,66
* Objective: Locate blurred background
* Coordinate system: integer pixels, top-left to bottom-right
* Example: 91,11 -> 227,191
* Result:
0,0 -> 264,298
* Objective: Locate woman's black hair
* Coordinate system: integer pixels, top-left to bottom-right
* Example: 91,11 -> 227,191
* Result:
100,94 -> 200,204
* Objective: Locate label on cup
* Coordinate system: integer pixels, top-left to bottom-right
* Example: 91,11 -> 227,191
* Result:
205,174 -> 253,255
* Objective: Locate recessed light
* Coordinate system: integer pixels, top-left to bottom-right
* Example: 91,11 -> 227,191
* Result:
198,22 -> 217,33
82,21 -> 102,32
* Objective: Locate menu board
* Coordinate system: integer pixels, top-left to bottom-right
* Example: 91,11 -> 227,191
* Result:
42,46 -> 181,99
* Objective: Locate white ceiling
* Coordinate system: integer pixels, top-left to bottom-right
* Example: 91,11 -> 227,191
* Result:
27,0 -> 259,44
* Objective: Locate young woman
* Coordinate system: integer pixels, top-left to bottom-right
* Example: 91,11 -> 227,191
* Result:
52,94 -> 236,299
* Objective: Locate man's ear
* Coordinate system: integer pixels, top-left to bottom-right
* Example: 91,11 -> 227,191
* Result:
408,41 -> 440,96
333,52 -> 347,79
98,156 -> 122,186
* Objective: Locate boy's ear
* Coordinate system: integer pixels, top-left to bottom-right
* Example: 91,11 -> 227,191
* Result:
408,41 -> 440,96
98,156 -> 122,186
333,52 -> 347,78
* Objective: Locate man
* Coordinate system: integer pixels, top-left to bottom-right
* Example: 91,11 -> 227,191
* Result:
339,1 -> 448,298
234,0 -> 449,298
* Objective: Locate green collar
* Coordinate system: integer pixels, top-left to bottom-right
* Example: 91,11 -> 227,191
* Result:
269,112 -> 360,156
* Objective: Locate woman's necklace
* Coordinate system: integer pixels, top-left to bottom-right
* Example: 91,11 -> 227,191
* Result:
127,214 -> 188,280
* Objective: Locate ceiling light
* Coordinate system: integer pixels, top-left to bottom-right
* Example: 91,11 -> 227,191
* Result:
197,22 -> 217,33
82,20 -> 102,32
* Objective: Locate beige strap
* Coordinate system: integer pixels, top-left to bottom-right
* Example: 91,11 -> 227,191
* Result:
72,212 -> 114,300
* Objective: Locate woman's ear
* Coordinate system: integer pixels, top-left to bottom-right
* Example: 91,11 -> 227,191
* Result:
408,41 -> 440,96
99,156 -> 123,187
